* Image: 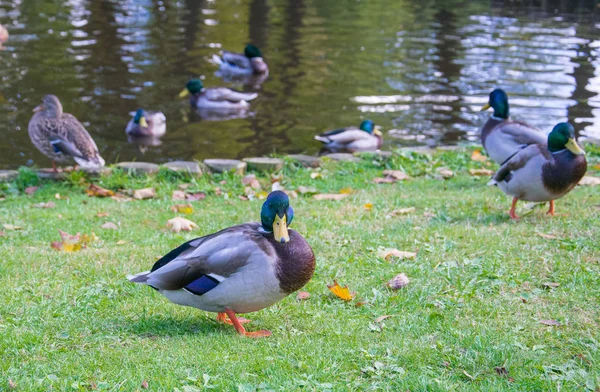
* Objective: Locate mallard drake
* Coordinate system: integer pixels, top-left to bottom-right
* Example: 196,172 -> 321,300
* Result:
128,191 -> 315,338
0,24 -> 8,45
212,44 -> 268,76
488,122 -> 586,220
28,95 -> 105,171
179,79 -> 258,110
315,120 -> 383,152
125,109 -> 166,138
480,89 -> 547,164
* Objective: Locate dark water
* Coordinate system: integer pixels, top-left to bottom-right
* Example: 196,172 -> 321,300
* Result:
0,0 -> 599,169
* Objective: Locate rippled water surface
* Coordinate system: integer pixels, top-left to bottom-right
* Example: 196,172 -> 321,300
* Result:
1,0 -> 599,168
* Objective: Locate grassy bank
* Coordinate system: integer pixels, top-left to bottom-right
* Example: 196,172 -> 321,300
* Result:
1,147 -> 599,391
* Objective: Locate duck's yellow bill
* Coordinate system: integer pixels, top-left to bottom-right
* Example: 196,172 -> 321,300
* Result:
480,103 -> 491,111
179,88 -> 190,98
139,117 -> 148,128
566,138 -> 585,155
33,104 -> 44,113
273,214 -> 289,244
374,128 -> 383,137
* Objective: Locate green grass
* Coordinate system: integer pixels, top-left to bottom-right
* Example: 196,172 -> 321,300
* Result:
1,148 -> 599,391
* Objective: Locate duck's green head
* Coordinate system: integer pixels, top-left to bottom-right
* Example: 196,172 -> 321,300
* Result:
133,109 -> 148,127
244,44 -> 262,58
547,122 -> 585,155
179,79 -> 204,98
359,120 -> 383,137
261,190 -> 294,244
481,89 -> 509,119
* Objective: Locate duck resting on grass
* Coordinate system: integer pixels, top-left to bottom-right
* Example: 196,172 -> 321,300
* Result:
488,122 -> 586,220
480,88 -> 547,165
212,44 -> 269,76
125,109 -> 166,138
315,120 -> 383,153
128,191 -> 315,338
28,95 -> 105,172
179,78 -> 258,110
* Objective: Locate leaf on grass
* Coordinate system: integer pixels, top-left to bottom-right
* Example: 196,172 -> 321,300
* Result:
8,379 -> 16,389
364,203 -> 373,210
133,187 -> 156,200
436,167 -> 454,179
32,201 -> 56,209
172,190 -> 187,200
52,230 -> 83,252
141,380 -> 149,389
310,172 -> 322,179
96,212 -> 109,217
469,168 -> 494,176
375,315 -> 392,323
172,190 -> 206,201
241,174 -> 261,189
327,280 -> 355,301
471,150 -> 488,162
255,191 -> 268,200
339,188 -> 353,194
313,193 -> 349,201
166,217 -> 198,233
55,193 -> 69,200
110,194 -> 133,202
171,204 -> 194,214
578,176 -> 600,186
297,186 -> 318,195
373,177 -> 395,184
0,231 -> 5,237
423,211 -> 436,218
536,232 -> 558,239
542,282 -> 560,288
3,224 -> 22,231
296,291 -> 310,301
85,184 -> 115,197
101,222 -> 118,230
284,190 -> 298,199
539,319 -> 561,326
378,248 -> 417,261
387,273 -> 410,290
25,186 -> 39,195
390,207 -> 416,216
374,170 -> 410,184
462,370 -> 475,381
116,240 -> 127,245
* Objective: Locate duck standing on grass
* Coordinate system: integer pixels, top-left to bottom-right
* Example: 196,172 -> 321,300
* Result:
315,120 -> 383,153
213,44 -> 269,76
125,109 -> 166,138
488,122 -> 586,220
480,89 -> 547,165
179,78 -> 258,110
28,95 -> 105,172
128,191 -> 315,338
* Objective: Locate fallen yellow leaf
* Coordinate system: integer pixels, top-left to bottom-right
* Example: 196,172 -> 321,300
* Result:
85,184 -> 115,197
339,188 -> 353,194
171,204 -> 194,214
2,224 -> 22,231
378,248 -> 417,261
52,230 -> 83,252
256,191 -> 269,200
469,168 -> 494,176
327,280 -> 355,301
133,187 -> 156,200
471,150 -> 488,162
364,203 -> 373,210
536,232 -> 558,239
166,217 -> 198,233
310,172 -> 322,179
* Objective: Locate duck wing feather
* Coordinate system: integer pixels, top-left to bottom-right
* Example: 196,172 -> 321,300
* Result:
204,87 -> 258,103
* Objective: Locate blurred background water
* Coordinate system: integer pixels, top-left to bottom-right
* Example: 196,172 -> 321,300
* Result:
0,0 -> 599,169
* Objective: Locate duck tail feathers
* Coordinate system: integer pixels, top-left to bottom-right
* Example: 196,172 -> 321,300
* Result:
314,135 -> 330,144
74,155 -> 105,170
212,54 -> 223,65
127,271 -> 151,284
487,179 -> 498,186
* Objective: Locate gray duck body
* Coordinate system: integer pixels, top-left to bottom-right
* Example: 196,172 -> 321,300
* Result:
481,117 -> 547,165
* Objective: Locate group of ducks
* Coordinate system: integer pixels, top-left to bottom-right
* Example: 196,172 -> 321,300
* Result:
127,88 -> 588,338
12,24 -> 589,336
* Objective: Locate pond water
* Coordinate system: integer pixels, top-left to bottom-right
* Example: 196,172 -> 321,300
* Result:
0,0 -> 599,169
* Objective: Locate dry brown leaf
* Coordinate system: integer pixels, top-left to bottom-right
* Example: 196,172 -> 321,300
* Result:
171,204 -> 194,214
423,211 -> 436,218
239,195 -> 249,201
373,177 -> 396,184
387,273 -> 410,290
471,150 -> 488,162
542,282 -> 560,288
284,190 -> 298,199
8,379 -> 16,389
296,291 -> 310,301
437,167 -> 454,179
116,240 -> 127,245
390,207 -> 416,216
51,229 -> 96,252
85,184 -> 115,197
536,232 -> 558,239
0,231 -> 5,237
378,248 -> 417,261
375,315 -> 392,323
469,168 -> 494,176
96,212 -> 109,217
3,224 -> 21,231
241,174 -> 261,189
25,186 -> 38,195
578,176 -> 600,186
383,170 -> 410,181
166,217 -> 198,233
539,319 -> 561,326
495,366 -> 509,377
101,222 -> 118,230
32,201 -> 56,209
178,183 -> 191,190
111,194 -> 133,202
172,190 -> 187,200
187,192 -> 206,201
313,193 -> 349,201
364,203 -> 373,210
133,187 -> 156,200
327,280 -> 355,301
141,380 -> 149,389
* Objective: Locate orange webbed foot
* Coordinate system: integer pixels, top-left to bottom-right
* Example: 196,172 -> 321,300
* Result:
546,200 -> 555,216
224,308 -> 270,338
216,312 -> 251,325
